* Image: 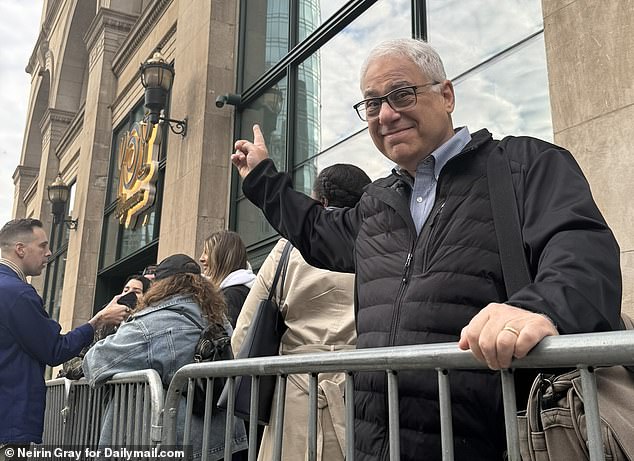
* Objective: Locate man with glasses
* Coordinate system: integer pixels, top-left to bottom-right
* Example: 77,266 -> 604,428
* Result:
230,38 -> 621,460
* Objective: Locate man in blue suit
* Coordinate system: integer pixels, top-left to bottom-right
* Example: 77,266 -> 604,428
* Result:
0,218 -> 128,458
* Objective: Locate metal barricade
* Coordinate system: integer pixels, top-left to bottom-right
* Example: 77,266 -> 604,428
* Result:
162,330 -> 634,461
41,370 -> 164,454
81,370 -> 165,448
41,378 -> 72,446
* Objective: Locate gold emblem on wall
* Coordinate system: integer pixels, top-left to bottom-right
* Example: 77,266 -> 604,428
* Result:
114,121 -> 161,229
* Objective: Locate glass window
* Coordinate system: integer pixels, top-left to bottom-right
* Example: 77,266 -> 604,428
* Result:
240,77 -> 288,170
107,105 -> 147,205
293,0 -> 411,164
100,101 -> 163,271
101,200 -> 159,269
452,35 -> 553,141
243,0 -> 290,87
298,0 -> 348,41
427,0 -> 544,79
234,197 -> 278,248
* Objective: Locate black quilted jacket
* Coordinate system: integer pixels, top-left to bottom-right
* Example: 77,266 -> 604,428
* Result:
242,128 -> 622,461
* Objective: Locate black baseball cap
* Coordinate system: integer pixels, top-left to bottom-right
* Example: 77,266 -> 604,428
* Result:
153,254 -> 201,280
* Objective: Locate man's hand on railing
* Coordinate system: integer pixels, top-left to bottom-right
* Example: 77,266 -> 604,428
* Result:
88,295 -> 130,332
458,303 -> 559,370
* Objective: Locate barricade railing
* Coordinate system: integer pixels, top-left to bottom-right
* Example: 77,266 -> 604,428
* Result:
162,330 -> 634,461
41,370 -> 164,454
41,378 -> 72,446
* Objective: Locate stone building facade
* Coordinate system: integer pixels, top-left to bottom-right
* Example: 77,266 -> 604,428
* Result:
11,0 -> 633,341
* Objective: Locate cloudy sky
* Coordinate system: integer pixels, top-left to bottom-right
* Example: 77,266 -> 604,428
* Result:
0,0 -> 43,226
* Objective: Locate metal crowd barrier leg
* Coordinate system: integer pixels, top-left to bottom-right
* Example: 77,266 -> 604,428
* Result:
183,379 -> 195,447
202,377 -> 216,461
345,372 -> 355,461
501,369 -> 520,461
437,369 -> 454,461
308,373 -> 318,461
133,383 -> 143,444
223,377 -> 236,461
42,379 -> 69,446
272,375 -> 287,461
387,370 -> 400,461
248,375 -> 260,461
580,367 -> 605,461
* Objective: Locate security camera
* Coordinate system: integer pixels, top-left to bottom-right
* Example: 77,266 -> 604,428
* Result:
215,93 -> 242,109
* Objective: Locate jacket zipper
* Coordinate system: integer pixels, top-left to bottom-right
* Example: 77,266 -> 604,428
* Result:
422,201 -> 445,272
387,240 -> 417,347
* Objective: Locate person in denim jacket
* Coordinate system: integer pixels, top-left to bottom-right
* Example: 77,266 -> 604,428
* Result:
83,254 -> 247,460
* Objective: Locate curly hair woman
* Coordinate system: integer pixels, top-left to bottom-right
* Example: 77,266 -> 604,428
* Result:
83,254 -> 247,460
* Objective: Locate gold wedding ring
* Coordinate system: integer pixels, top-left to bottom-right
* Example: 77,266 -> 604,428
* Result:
502,325 -> 520,337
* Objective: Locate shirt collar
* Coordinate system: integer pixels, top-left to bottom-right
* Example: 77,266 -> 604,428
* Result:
425,126 -> 472,179
0,258 -> 27,282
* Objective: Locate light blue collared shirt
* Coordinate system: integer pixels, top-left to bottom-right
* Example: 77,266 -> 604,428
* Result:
409,127 -> 472,234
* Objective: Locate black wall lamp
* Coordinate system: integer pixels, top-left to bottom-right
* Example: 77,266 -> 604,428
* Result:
140,50 -> 187,138
47,175 -> 78,230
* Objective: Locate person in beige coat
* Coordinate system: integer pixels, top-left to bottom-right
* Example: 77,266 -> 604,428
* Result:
232,164 -> 371,461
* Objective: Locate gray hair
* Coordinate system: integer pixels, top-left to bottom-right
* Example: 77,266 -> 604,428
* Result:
360,38 -> 447,87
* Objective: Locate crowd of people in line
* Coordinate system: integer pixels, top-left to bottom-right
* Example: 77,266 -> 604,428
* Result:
0,162 -> 370,461
0,37 -> 622,461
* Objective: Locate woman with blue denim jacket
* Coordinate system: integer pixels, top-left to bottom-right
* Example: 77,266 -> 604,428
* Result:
83,254 -> 247,460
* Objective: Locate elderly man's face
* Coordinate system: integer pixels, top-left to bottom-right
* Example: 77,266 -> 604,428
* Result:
361,55 -> 456,174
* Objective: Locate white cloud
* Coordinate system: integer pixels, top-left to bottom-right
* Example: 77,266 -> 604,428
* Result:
0,0 -> 43,225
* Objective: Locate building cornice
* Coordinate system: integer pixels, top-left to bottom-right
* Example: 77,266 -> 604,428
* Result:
56,105 -> 85,159
12,165 -> 39,183
84,7 -> 138,53
26,0 -> 63,75
112,0 -> 173,77
39,108 -> 76,134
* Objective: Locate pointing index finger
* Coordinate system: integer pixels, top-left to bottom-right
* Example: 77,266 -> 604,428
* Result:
252,124 -> 265,146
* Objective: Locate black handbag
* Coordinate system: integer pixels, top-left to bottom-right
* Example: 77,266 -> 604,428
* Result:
218,240 -> 293,425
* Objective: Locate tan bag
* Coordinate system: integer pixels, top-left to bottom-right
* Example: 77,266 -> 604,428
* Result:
518,315 -> 634,460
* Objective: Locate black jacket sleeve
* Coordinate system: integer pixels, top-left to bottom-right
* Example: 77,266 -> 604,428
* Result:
242,159 -> 361,273
506,137 -> 622,333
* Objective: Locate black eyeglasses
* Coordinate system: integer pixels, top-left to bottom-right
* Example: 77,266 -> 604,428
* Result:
353,82 -> 440,121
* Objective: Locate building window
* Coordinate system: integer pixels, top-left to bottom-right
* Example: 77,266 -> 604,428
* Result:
99,102 -> 165,271
43,182 -> 75,322
232,0 -> 552,264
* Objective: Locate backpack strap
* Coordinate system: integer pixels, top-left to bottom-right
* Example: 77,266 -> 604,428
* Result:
164,306 -> 205,330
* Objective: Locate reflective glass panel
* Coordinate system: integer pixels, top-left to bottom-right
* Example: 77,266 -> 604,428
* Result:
243,0 -> 290,87
293,128 -> 395,195
235,197 -> 278,247
298,0 -> 348,41
50,252 -> 66,322
452,35 -> 553,141
101,208 -> 157,269
242,77 -> 288,170
234,78 -> 289,245
293,0 -> 411,164
427,0 -> 544,79
108,105 -> 146,205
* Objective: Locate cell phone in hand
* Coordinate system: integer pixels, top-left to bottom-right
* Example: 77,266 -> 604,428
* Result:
117,291 -> 138,310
